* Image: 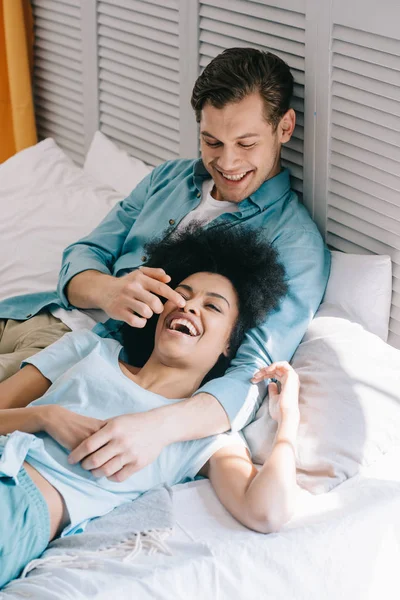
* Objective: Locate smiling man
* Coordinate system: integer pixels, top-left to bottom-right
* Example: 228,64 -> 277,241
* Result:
0,48 -> 330,481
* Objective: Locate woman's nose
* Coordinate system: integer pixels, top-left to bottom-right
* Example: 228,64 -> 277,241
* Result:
182,301 -> 200,315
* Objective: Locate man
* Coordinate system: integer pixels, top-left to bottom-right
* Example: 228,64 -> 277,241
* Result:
0,48 -> 330,481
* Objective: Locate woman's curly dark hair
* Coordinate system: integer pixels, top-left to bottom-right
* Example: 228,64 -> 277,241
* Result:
122,222 -> 287,382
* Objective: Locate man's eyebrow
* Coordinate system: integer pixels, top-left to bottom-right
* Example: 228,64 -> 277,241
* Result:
201,131 -> 260,140
176,284 -> 230,307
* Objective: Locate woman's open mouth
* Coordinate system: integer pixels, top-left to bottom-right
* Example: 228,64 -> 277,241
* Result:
165,317 -> 200,338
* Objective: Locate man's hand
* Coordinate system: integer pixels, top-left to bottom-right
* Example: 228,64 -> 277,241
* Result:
67,411 -> 167,482
98,266 -> 185,328
43,405 -> 105,451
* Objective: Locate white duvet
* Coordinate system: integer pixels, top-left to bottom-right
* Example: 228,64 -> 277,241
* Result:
2,444 -> 400,600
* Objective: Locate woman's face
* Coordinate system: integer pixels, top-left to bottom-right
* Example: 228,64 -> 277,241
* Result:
154,272 -> 239,373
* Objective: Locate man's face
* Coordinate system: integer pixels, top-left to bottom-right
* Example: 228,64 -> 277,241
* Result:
200,92 -> 294,203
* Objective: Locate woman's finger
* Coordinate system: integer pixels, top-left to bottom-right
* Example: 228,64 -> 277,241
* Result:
268,381 -> 279,398
252,361 -> 293,382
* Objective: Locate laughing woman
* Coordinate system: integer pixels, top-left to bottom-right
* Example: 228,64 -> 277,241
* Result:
0,224 -> 300,587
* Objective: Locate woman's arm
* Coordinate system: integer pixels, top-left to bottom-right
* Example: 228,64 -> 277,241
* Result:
203,362 -> 300,534
0,364 -> 52,435
0,364 -> 51,409
0,365 -> 105,447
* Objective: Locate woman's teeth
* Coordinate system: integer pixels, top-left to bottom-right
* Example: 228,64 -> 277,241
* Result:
168,318 -> 198,337
221,171 -> 249,181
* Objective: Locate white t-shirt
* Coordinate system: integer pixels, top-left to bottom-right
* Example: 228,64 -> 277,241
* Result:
52,179 -> 238,331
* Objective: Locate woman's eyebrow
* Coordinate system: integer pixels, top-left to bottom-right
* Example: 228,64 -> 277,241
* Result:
206,292 -> 230,308
177,284 -> 230,308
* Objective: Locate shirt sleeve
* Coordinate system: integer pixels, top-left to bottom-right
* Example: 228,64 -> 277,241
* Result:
57,171 -> 154,308
179,432 -> 249,483
196,228 -> 331,432
21,330 -> 101,383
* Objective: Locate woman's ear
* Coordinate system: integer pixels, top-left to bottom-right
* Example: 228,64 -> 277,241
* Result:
222,343 -> 231,358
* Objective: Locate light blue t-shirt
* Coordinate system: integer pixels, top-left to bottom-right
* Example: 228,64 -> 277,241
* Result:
0,330 -> 244,536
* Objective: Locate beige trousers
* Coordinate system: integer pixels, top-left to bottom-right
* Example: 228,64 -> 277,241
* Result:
0,312 -> 71,382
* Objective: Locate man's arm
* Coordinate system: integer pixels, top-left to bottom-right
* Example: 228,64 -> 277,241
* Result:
197,228 -> 331,432
57,172 -> 153,309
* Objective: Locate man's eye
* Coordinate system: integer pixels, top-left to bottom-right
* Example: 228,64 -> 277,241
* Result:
205,141 -> 221,148
239,143 -> 256,149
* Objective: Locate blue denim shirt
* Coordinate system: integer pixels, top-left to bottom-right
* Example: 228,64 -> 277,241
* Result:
0,159 -> 330,430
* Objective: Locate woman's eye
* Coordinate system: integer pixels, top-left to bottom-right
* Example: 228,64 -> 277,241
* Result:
207,304 -> 221,313
178,292 -> 189,300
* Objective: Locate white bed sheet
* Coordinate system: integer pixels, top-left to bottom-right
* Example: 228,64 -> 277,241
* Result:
2,444 -> 400,600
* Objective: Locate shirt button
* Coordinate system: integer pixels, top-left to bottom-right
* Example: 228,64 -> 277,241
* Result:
197,192 -> 201,198
141,255 -> 147,262
169,219 -> 175,226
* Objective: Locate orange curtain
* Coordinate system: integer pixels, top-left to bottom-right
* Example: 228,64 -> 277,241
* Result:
0,0 -> 37,163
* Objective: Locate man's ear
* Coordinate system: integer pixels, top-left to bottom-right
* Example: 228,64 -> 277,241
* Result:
278,108 -> 296,144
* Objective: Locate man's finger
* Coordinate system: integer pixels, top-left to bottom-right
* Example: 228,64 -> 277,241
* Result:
90,454 -> 124,479
80,442 -> 119,472
132,288 -> 165,315
68,426 -> 111,464
138,266 -> 171,282
108,463 -> 139,483
146,279 -> 186,307
128,298 -> 154,320
122,311 -> 148,328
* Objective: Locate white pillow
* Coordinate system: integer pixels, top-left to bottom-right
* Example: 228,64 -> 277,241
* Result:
0,138 -> 124,301
323,251 -> 392,341
243,303 -> 400,494
84,130 -> 153,197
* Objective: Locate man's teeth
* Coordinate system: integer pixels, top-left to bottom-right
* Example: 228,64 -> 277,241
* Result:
169,318 -> 198,336
221,171 -> 249,181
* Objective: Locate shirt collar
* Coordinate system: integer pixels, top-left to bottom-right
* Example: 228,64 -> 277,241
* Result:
193,159 -> 291,209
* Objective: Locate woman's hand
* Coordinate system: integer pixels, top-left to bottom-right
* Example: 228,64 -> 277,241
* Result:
43,405 -> 106,451
251,361 -> 300,425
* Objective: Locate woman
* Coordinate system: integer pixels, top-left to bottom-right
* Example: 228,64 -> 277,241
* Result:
0,224 -> 300,588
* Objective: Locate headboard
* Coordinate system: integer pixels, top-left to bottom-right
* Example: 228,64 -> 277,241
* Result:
31,0 -> 400,348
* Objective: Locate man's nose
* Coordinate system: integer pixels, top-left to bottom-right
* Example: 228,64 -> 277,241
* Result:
217,146 -> 240,171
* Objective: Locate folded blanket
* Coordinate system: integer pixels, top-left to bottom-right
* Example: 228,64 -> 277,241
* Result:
20,485 -> 174,578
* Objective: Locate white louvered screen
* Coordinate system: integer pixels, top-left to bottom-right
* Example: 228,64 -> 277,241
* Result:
199,0 -> 306,195
32,0 -> 85,165
97,0 -> 181,167
326,24 -> 400,348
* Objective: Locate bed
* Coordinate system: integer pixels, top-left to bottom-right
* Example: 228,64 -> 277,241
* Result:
1,135 -> 400,599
